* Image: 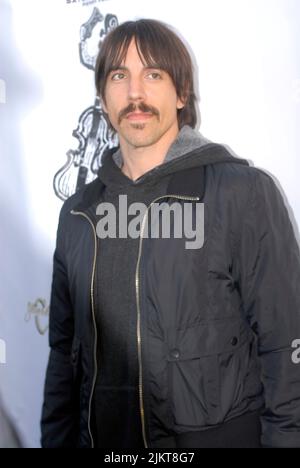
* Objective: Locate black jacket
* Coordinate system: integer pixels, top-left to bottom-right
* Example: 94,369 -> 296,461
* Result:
41,142 -> 300,448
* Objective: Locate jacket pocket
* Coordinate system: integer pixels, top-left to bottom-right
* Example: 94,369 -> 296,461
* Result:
167,318 -> 250,428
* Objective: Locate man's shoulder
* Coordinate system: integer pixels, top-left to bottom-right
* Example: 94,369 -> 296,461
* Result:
59,176 -> 103,219
209,150 -> 272,189
205,148 -> 280,206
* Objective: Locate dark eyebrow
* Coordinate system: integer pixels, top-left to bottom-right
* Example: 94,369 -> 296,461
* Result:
109,65 -> 163,73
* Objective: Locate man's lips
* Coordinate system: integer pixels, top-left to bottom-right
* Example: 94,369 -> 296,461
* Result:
126,112 -> 153,121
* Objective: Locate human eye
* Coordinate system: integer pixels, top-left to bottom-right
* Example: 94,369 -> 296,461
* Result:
147,71 -> 162,80
111,72 -> 126,81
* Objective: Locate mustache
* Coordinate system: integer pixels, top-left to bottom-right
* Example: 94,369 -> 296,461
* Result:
118,102 -> 159,124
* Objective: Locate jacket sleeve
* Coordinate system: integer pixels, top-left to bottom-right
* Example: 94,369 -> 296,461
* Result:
41,205 -> 79,448
235,168 -> 300,448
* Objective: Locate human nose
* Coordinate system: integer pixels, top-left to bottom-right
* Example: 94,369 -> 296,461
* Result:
127,75 -> 147,102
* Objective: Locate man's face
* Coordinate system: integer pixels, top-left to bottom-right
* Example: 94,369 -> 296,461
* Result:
101,39 -> 185,149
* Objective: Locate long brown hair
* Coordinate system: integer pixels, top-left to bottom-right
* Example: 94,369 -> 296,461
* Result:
95,19 -> 198,130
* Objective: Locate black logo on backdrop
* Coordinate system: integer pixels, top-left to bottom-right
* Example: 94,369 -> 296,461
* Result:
54,7 -> 119,201
26,299 -> 49,336
66,0 -> 110,6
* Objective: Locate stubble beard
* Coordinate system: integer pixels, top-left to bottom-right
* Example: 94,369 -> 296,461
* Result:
119,119 -> 162,149
124,126 -> 162,149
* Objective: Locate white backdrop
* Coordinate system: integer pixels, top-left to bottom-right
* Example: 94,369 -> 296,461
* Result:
0,0 -> 299,448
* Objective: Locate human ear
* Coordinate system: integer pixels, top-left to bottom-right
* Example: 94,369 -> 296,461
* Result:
99,95 -> 108,113
176,96 -> 186,110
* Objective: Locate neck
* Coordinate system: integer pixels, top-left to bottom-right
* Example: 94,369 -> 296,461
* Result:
118,125 -> 180,181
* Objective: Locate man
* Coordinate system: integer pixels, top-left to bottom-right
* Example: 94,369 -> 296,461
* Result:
41,19 -> 300,448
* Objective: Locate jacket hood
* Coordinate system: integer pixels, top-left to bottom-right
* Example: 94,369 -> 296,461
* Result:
97,126 -> 247,190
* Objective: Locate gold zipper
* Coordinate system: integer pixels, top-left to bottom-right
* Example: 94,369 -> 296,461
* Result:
71,209 -> 98,449
135,194 -> 200,448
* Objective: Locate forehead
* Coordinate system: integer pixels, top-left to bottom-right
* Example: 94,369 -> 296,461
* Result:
108,37 -> 164,72
122,39 -> 142,60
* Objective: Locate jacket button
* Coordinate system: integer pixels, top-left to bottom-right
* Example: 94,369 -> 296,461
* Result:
171,349 -> 180,359
231,337 -> 238,346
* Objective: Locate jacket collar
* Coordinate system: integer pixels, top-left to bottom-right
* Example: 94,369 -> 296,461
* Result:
73,143 -> 249,214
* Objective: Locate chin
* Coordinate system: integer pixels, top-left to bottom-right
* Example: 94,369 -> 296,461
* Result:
130,133 -> 161,148
121,125 -> 162,148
